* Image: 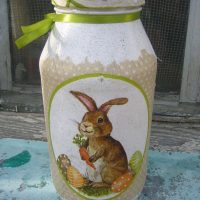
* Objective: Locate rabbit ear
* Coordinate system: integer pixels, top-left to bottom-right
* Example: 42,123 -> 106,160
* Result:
70,91 -> 98,112
99,98 -> 128,113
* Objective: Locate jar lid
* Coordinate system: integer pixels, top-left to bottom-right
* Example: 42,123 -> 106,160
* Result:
52,0 -> 145,9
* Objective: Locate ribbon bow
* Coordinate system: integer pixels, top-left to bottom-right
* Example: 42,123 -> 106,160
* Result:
15,12 -> 141,49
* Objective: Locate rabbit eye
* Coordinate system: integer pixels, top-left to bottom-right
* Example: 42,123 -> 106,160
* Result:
97,117 -> 104,124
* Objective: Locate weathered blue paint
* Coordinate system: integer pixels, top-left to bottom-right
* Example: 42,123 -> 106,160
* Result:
0,138 -> 199,200
0,150 -> 31,168
0,139 -> 59,200
138,151 -> 200,200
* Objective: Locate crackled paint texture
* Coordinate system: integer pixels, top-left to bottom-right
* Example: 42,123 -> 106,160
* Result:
0,138 -> 199,200
0,139 -> 59,200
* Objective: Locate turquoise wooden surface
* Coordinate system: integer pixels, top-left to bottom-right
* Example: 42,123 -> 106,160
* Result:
0,138 -> 199,200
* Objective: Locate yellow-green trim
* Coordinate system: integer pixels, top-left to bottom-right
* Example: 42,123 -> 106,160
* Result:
48,73 -> 150,200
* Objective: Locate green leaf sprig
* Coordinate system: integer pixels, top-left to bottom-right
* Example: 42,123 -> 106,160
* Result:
73,134 -> 87,147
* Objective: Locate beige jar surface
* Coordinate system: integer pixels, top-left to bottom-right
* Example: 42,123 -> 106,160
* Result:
40,6 -> 157,200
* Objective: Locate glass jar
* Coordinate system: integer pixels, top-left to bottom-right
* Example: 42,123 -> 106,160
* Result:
40,6 -> 157,200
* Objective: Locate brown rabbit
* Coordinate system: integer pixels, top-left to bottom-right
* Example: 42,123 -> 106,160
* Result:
71,91 -> 129,188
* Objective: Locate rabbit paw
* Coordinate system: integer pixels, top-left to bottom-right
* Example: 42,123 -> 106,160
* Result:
89,155 -> 97,163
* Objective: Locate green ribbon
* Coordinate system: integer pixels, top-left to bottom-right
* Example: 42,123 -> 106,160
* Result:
15,12 -> 140,49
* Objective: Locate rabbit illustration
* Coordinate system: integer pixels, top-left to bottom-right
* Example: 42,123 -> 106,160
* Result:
71,90 -> 129,188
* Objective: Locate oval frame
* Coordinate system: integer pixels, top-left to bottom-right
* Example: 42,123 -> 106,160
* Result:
48,73 -> 150,200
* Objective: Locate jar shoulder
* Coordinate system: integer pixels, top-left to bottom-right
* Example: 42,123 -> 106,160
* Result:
40,20 -> 155,66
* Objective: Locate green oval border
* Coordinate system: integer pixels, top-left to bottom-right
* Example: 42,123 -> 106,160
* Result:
48,73 -> 150,200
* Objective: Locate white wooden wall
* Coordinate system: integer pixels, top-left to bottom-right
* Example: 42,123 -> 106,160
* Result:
0,0 -> 12,90
180,0 -> 200,103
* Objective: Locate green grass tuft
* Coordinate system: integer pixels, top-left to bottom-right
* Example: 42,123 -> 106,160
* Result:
79,186 -> 112,197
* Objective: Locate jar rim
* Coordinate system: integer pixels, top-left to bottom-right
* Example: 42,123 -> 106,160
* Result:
54,6 -> 142,15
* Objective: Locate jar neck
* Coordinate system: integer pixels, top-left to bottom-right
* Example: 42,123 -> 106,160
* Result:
54,7 -> 142,15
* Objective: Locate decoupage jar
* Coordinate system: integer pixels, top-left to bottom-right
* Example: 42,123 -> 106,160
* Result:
17,0 -> 157,199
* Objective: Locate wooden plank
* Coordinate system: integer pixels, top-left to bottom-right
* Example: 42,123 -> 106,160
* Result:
0,112 -> 199,152
151,122 -> 200,152
153,102 -> 200,118
0,0 -> 12,90
1,90 -> 200,118
0,112 -> 46,141
0,90 -> 43,113
180,0 -> 200,103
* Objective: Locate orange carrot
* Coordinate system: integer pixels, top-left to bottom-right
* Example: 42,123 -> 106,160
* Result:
79,147 -> 90,160
79,147 -> 96,170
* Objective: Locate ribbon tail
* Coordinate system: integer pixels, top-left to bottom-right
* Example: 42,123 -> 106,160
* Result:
15,22 -> 53,49
45,13 -> 57,20
21,19 -> 52,34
